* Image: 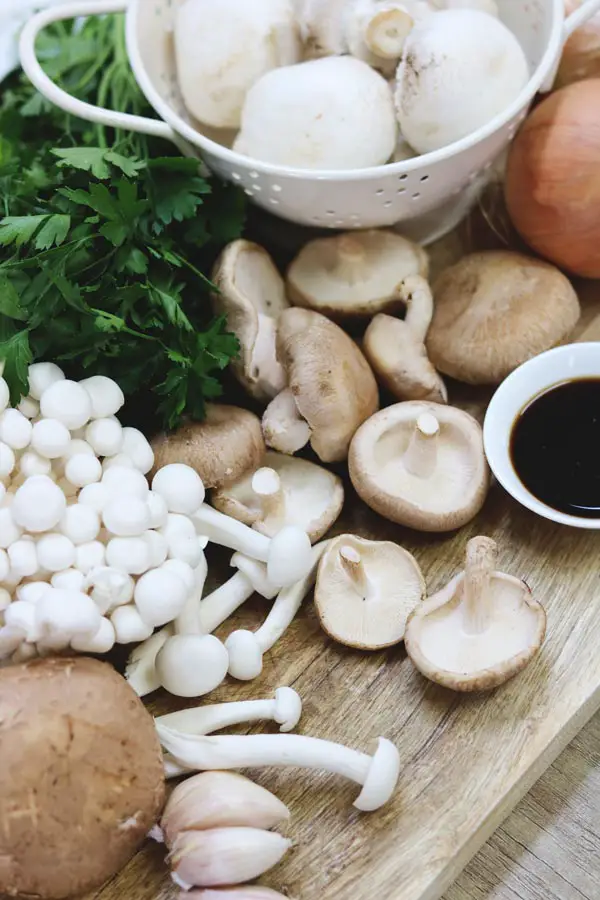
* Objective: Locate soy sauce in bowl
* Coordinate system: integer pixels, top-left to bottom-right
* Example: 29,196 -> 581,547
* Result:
510,378 -> 600,519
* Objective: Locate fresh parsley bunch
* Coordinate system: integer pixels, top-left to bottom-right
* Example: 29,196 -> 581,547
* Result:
0,14 -> 245,429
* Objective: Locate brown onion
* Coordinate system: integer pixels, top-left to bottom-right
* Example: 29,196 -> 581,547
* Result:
505,78 -> 600,278
556,1 -> 600,88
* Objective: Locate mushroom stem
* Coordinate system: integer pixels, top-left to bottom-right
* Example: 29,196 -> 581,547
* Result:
332,235 -> 368,283
462,536 -> 497,636
199,572 -> 256,634
125,625 -> 173,697
156,687 -> 302,735
175,559 -> 208,635
402,413 -> 440,478
339,545 -> 374,600
156,726 -> 401,812
397,275 -> 434,343
365,7 -> 414,58
262,389 -> 311,456
224,542 -> 328,681
252,468 -> 286,521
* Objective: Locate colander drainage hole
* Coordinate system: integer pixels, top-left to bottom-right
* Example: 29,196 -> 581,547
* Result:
420,175 -> 429,182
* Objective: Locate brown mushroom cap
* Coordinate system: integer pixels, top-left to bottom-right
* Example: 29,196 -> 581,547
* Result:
0,657 -> 165,899
348,401 -> 489,531
151,404 -> 265,490
265,307 -> 379,463
426,250 -> 581,385
286,229 -> 429,320
404,536 -> 546,691
211,240 -> 289,401
211,450 -> 344,542
315,534 -> 425,649
363,275 -> 447,403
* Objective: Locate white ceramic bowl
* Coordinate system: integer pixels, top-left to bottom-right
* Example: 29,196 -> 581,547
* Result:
483,343 -> 600,529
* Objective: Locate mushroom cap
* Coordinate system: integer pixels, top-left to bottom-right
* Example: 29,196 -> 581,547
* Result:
363,314 -> 447,403
286,230 -> 429,320
211,241 -> 289,401
348,401 -> 490,531
0,657 -> 165,899
426,251 -> 581,385
404,569 -> 547,692
272,307 -> 379,462
315,534 -> 425,649
211,451 -> 344,542
151,405 -> 265,490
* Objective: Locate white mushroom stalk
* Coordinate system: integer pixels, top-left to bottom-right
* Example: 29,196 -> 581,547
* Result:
193,504 -> 312,588
156,725 -> 401,812
225,541 -> 328,681
402,412 -> 440,478
156,687 -> 302,735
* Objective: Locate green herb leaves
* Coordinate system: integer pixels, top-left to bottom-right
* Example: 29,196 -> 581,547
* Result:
0,14 -> 245,429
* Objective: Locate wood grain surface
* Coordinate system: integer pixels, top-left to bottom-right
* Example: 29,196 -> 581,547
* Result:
96,212 -> 600,900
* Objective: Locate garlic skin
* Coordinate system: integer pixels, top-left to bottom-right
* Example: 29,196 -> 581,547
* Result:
161,772 -> 290,847
169,828 -> 291,888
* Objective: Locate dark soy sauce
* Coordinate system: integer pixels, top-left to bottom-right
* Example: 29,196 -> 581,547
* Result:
510,378 -> 600,518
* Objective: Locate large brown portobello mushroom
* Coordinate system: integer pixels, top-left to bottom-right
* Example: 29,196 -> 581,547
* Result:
0,657 -> 165,899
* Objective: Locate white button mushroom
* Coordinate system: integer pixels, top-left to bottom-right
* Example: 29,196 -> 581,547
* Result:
40,380 -> 93,430
36,534 -> 76,572
35,587 -> 102,641
0,377 -> 9,413
0,408 -> 33,450
59,503 -> 100,544
62,438 -> 95,459
75,540 -> 106,574
85,566 -> 134,614
134,566 -> 189,627
51,568 -> 86,592
0,548 -> 9,581
162,559 -> 196,596
27,362 -> 65,401
234,56 -> 397,170
17,395 -> 40,419
30,418 -> 71,459
146,491 -> 168,529
71,617 -> 116,654
79,375 -> 125,419
120,427 -> 154,474
0,441 -> 15,477
78,482 -> 109,514
101,453 -> 135,472
102,497 -> 151,537
152,464 -> 205,515
394,9 -> 530,154
7,539 -> 38,578
0,587 -> 11,610
156,634 -> 229,698
5,600 -> 40,642
142,530 -> 168,568
110,604 -> 154,643
106,536 -> 151,575
0,508 -> 22,549
12,475 -> 66,532
19,451 -> 52,478
85,417 -> 123,457
16,581 -> 49,604
65,452 -> 102,487
102,465 -> 149,500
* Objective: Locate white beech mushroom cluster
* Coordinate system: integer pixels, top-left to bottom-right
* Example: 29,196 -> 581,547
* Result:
174,0 -> 530,168
0,361 -> 313,671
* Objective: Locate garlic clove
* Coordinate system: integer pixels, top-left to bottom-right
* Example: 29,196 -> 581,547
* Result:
180,889 -> 289,899
169,827 -> 291,889
162,772 -> 289,847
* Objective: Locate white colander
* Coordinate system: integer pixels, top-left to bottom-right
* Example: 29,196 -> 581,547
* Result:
19,0 -> 600,244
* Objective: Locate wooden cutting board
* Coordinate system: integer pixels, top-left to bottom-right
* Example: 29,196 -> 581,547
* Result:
95,231 -> 600,900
